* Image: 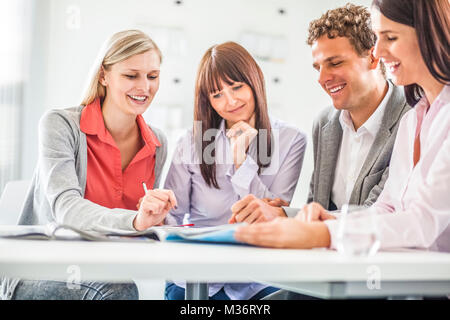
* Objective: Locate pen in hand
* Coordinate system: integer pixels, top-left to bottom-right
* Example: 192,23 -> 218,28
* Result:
136,182 -> 148,210
135,182 -> 179,230
141,182 -> 178,210
142,182 -> 149,194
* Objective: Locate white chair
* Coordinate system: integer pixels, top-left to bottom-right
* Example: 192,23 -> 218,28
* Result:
0,180 -> 30,225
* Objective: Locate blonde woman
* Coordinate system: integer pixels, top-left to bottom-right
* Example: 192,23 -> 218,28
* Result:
1,30 -> 175,300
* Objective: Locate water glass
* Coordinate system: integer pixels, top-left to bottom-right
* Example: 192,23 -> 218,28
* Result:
335,204 -> 380,257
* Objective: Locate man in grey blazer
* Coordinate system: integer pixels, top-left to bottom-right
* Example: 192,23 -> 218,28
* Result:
229,3 -> 411,301
280,80 -> 408,217
230,3 -> 410,224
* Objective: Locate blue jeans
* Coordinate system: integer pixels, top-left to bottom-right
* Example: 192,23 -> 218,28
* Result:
12,280 -> 139,300
165,282 -> 278,300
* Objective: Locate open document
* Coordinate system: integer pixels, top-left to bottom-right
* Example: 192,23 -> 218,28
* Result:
0,223 -> 243,244
96,223 -> 242,244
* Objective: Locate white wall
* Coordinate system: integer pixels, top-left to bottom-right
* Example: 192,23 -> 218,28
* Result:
22,0 -> 371,208
21,0 -> 51,180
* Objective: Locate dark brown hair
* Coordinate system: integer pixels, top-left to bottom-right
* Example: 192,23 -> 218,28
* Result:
194,42 -> 272,189
372,0 -> 450,106
307,3 -> 386,76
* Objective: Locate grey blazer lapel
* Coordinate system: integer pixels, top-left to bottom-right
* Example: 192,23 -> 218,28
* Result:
316,110 -> 342,207
349,83 -> 406,204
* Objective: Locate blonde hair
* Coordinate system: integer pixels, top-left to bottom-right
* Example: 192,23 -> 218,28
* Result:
81,30 -> 162,106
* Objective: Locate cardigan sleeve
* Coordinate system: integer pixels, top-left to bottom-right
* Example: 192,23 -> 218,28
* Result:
149,125 -> 168,189
33,109 -> 139,232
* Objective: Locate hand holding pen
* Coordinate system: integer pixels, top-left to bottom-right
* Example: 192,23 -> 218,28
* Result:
133,182 -> 178,231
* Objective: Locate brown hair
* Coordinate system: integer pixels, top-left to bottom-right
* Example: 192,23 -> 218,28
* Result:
372,0 -> 450,106
194,42 -> 272,189
307,3 -> 386,76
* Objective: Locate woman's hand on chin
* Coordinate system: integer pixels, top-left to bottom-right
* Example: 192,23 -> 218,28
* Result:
227,113 -> 258,169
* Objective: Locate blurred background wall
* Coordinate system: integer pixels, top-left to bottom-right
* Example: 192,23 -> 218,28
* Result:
2,0 -> 371,208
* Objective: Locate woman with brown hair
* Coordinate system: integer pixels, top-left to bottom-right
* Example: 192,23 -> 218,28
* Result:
235,0 -> 450,254
163,41 -> 307,300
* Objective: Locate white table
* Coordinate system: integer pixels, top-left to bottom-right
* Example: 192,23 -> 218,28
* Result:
1,239 -> 449,299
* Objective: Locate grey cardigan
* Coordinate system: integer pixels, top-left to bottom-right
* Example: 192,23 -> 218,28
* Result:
1,105 -> 167,299
284,82 -> 410,217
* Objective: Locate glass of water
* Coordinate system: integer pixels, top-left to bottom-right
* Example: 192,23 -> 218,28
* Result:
336,204 -> 381,257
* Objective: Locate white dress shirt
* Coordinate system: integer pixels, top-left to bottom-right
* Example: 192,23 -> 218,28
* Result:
326,85 -> 450,252
331,82 -> 393,209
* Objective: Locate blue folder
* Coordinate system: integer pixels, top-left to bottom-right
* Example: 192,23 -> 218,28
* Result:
165,224 -> 243,244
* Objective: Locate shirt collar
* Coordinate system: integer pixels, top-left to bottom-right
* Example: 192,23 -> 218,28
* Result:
133,116 -> 160,163
80,98 -> 114,145
415,85 -> 450,114
339,81 -> 393,137
218,119 -> 227,137
438,85 -> 450,104
210,119 -> 229,143
137,115 -> 161,149
80,98 -> 161,149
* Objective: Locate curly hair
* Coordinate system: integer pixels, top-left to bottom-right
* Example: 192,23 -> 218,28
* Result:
307,3 -> 378,57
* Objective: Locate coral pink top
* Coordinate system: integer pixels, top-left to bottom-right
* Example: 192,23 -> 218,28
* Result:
80,98 -> 160,210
